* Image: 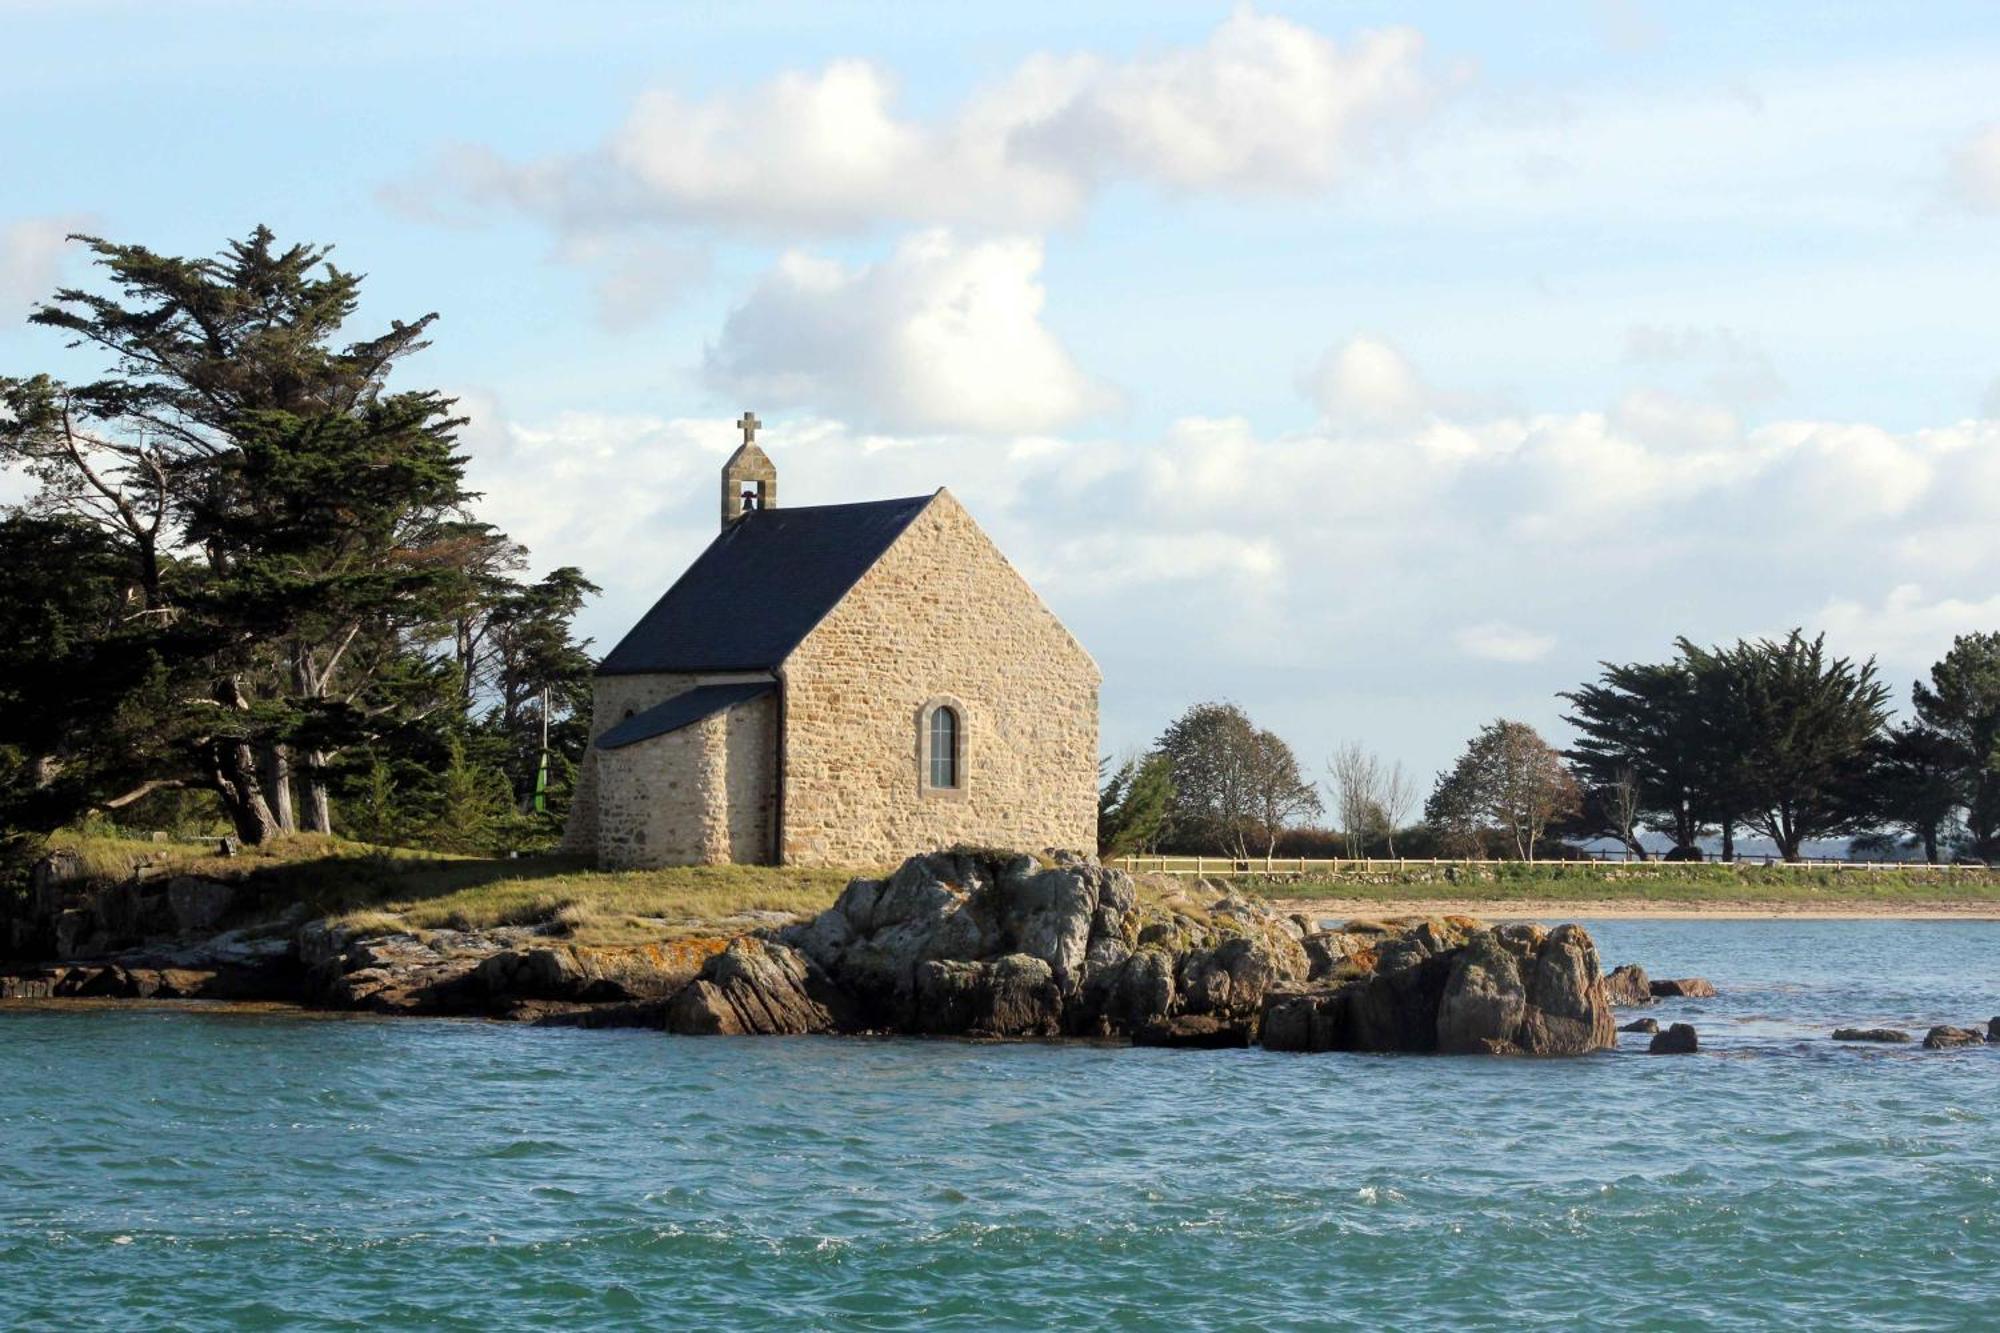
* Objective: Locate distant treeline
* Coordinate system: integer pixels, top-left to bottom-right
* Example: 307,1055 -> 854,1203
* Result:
0,228 -> 597,859
1104,629 -> 2000,865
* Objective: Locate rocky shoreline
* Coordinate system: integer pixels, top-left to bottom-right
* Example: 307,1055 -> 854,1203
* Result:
6,848 -> 1995,1055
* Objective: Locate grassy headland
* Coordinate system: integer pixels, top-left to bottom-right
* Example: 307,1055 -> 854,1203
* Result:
34,833 -> 2000,945
1225,860 -> 2000,915
41,830 -> 857,945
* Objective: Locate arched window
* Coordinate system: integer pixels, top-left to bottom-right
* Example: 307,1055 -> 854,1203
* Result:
928,706 -> 959,789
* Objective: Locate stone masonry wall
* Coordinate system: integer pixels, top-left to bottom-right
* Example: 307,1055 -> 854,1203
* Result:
560,673 -> 777,865
780,491 -> 1099,865
593,691 -> 777,868
561,673 -> 698,856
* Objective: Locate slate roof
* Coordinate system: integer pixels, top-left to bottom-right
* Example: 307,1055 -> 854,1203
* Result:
593,682 -> 776,751
597,494 -> 936,675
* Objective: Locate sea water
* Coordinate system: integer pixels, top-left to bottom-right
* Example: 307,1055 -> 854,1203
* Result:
2,920 -> 1996,1330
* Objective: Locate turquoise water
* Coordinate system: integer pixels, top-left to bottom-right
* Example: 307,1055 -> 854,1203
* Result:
3,920 -> 1997,1330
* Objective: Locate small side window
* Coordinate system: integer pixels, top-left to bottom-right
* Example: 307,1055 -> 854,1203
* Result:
928,707 -> 959,789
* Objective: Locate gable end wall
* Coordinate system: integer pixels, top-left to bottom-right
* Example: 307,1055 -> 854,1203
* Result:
780,492 -> 1099,865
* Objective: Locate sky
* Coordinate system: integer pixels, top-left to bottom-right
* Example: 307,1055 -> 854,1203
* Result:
5,0 -> 2000,786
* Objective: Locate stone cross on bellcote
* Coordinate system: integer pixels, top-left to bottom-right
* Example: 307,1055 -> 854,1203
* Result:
721,410 -> 776,528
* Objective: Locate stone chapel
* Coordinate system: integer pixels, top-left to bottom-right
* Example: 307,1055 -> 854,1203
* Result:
561,414 -> 1100,868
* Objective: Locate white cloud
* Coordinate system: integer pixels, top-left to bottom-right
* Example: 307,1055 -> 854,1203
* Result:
1304,335 -> 1428,426
1813,585 -> 2000,673
390,9 -> 1436,237
455,339 -> 2000,779
702,230 -> 1113,435
1764,420 -> 1933,521
1455,623 -> 1557,663
1043,531 -> 1282,592
0,216 -> 89,320
1006,16 -> 1432,197
1624,324 -> 1785,407
1946,123 -> 2000,212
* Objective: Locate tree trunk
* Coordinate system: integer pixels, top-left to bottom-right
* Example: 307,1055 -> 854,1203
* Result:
265,745 -> 296,834
209,675 -> 280,845
212,738 -> 280,845
1923,826 -> 1940,864
1720,819 -> 1735,862
137,542 -> 162,610
304,750 -> 333,834
1777,804 -> 1802,862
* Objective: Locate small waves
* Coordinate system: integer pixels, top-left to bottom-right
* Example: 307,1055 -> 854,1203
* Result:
2,920 -> 1997,1328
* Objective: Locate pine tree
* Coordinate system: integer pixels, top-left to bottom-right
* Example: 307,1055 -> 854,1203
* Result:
1911,632 -> 2000,858
1098,753 -> 1176,856
0,227 -> 583,846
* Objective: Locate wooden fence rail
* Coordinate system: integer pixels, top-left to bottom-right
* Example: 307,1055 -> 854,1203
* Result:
1114,853 -> 1970,876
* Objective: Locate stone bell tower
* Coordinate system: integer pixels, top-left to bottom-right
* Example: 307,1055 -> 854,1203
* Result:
720,410 -> 777,528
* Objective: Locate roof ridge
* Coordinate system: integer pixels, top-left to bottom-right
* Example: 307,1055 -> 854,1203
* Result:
740,493 -> 936,515
595,491 -> 938,675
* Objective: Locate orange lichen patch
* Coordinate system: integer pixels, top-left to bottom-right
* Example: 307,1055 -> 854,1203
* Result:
613,936 -> 730,972
576,936 -> 733,994
1443,914 -> 1490,934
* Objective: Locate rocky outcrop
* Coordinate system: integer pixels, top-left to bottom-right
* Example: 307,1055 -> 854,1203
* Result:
778,850 -> 1141,1027
1832,1027 -> 1911,1043
666,850 -> 1314,1043
914,955 -> 1062,1038
1921,1024 -> 1986,1050
1620,1017 -> 1660,1034
1649,977 -> 1717,999
1,844 -> 763,1028
5,846 -> 1652,1061
1603,964 -> 1653,1007
1131,1014 -> 1256,1048
664,938 -> 855,1035
10,852 -> 243,960
1263,919 -> 1616,1056
1649,1022 -> 1699,1054
0,957 -> 292,1001
300,922 -> 722,1022
301,927 -> 488,1013
166,877 -> 235,934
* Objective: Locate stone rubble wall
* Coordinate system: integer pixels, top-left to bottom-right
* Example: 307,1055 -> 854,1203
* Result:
573,674 -> 779,868
560,672 -> 702,856
779,491 -> 1100,866
594,692 -> 777,869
